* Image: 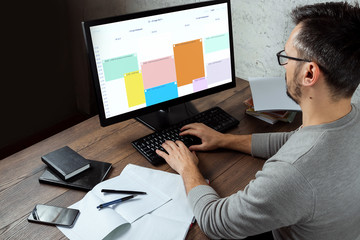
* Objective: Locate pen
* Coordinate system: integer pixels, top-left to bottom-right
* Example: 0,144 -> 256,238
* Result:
96,195 -> 136,210
185,217 -> 196,237
101,189 -> 147,195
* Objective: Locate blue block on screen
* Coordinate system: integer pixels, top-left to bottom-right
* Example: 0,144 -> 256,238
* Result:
145,82 -> 179,106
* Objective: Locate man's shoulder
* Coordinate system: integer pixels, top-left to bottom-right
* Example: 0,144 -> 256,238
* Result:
272,104 -> 360,164
270,130 -> 325,165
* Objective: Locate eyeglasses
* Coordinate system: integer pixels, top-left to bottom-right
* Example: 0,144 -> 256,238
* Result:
276,50 -> 311,66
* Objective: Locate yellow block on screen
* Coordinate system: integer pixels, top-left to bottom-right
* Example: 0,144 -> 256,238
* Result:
124,71 -> 146,107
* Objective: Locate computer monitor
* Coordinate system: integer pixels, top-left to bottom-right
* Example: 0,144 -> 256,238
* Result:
82,0 -> 235,130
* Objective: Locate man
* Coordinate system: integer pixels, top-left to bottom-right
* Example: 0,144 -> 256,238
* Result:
156,2 -> 360,240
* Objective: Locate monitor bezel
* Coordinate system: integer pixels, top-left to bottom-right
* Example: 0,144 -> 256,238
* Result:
82,0 -> 235,127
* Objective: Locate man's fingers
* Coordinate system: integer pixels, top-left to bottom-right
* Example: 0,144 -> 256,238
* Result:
156,149 -> 167,158
179,129 -> 197,137
175,140 -> 187,149
188,144 -> 202,151
180,124 -> 194,131
180,123 -> 203,132
162,140 -> 177,150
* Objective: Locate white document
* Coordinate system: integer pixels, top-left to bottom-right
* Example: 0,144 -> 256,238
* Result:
107,165 -> 194,240
59,192 -> 131,240
248,77 -> 301,111
58,164 -> 194,240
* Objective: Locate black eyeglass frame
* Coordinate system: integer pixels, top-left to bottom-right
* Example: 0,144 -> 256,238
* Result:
276,50 -> 311,66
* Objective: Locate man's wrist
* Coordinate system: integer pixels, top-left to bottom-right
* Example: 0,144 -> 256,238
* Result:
178,160 -> 198,177
180,164 -> 208,194
218,133 -> 231,149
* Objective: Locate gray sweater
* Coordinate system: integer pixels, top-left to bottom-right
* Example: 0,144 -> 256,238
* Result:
188,103 -> 360,240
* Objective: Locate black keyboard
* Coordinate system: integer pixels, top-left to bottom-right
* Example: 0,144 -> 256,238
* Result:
132,107 -> 239,165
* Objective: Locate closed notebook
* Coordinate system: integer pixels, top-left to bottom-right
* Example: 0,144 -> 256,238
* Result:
39,159 -> 112,191
41,146 -> 90,181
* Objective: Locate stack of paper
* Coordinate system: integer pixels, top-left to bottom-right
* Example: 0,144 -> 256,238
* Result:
58,164 -> 194,240
244,97 -> 297,124
245,77 -> 301,124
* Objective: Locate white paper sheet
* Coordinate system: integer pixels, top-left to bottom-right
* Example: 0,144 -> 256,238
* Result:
59,192 -> 130,240
248,77 -> 301,111
124,165 -> 193,224
58,164 -> 194,240
92,167 -> 170,223
115,214 -> 191,240
110,165 -> 195,240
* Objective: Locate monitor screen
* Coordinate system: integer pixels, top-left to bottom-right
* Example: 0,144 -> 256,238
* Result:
82,0 -> 235,129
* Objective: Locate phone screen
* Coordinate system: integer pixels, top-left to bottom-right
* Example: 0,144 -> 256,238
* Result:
28,204 -> 80,226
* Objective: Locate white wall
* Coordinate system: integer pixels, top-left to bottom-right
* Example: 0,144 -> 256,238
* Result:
123,0 -> 360,103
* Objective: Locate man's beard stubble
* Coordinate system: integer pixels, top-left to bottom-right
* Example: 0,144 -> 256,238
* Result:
285,70 -> 302,105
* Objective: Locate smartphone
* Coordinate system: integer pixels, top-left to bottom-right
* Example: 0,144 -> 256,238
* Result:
27,204 -> 80,227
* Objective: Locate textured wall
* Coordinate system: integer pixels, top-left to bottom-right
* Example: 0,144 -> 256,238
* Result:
124,0 -> 360,103
231,0 -> 360,103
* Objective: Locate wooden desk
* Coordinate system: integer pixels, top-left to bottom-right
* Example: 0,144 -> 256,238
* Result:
0,78 -> 302,240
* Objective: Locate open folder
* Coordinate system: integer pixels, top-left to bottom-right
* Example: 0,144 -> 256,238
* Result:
58,164 -> 194,240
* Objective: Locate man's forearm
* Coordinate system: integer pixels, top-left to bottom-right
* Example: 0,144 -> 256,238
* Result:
180,163 -> 208,195
180,134 -> 252,194
218,134 -> 252,155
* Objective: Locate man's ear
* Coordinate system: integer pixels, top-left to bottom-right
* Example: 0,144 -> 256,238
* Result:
302,62 -> 320,87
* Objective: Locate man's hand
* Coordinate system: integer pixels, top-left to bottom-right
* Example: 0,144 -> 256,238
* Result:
180,123 -> 225,151
181,123 -> 253,155
156,140 -> 208,194
156,140 -> 198,175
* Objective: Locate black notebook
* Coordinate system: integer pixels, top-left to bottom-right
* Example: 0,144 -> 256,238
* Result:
41,146 -> 91,180
39,159 -> 112,191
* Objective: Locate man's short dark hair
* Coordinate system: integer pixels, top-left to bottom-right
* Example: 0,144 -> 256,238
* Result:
291,2 -> 360,99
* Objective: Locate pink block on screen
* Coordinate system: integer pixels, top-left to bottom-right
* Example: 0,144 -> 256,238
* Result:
141,56 -> 177,89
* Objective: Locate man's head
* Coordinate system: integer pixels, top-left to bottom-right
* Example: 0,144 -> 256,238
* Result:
287,2 -> 360,101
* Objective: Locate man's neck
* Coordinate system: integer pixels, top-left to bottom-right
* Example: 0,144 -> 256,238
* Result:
301,97 -> 352,127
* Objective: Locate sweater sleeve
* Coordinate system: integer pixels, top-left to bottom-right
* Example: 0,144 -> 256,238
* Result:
251,131 -> 296,159
187,161 -> 314,239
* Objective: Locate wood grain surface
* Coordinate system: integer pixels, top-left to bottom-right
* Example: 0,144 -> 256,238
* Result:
0,78 -> 302,240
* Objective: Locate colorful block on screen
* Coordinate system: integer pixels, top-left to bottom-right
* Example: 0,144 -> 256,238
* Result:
124,71 -> 146,107
141,56 -> 177,89
145,82 -> 178,106
173,39 -> 205,87
207,58 -> 231,85
103,54 -> 139,81
204,33 -> 230,54
193,77 -> 208,92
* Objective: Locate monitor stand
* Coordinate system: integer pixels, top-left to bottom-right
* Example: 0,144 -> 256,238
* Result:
136,102 -> 199,131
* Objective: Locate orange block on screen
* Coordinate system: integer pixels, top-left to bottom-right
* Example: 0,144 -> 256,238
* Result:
173,39 -> 205,87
